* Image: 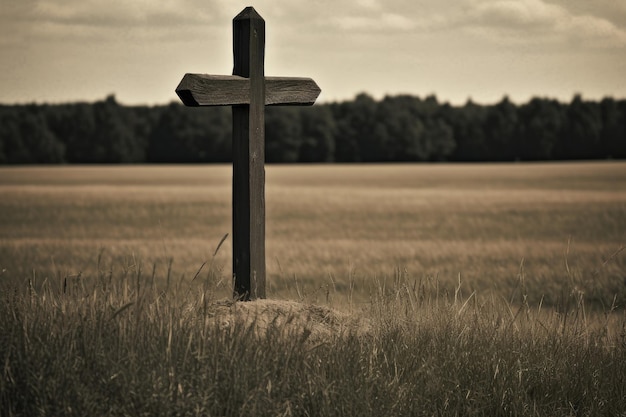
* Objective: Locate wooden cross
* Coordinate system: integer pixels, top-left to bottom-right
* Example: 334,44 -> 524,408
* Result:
175,7 -> 321,300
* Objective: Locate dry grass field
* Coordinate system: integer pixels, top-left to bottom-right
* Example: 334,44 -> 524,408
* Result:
2,162 -> 626,416
1,162 -> 624,307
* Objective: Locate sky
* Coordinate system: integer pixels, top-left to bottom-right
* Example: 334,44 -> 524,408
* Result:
1,0 -> 625,106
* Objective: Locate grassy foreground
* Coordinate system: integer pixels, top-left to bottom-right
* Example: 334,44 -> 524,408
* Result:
1,162 -> 626,415
2,268 -> 625,416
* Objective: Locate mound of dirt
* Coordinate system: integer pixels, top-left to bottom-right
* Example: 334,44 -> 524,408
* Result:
207,299 -> 369,341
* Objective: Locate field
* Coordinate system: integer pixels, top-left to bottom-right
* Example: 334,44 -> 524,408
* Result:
2,162 -> 626,416
1,162 -> 625,306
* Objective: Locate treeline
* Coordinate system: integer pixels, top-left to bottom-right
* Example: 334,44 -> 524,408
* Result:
1,93 -> 624,164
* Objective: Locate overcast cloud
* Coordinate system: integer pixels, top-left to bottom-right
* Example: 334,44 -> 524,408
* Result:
0,0 -> 624,105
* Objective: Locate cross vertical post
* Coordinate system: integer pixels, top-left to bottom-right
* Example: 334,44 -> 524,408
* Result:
175,7 -> 320,301
232,8 -> 265,300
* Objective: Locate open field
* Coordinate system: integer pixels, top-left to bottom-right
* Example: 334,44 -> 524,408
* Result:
1,162 -> 625,307
2,162 -> 626,416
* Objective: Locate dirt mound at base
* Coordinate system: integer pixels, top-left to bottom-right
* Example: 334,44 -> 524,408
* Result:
209,299 -> 368,341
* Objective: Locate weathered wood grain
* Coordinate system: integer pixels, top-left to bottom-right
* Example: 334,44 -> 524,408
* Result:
176,74 -> 321,106
175,6 -> 320,300
232,7 -> 266,300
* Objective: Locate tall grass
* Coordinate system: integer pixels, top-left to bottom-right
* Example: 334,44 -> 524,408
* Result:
2,163 -> 625,415
2,258 -> 625,416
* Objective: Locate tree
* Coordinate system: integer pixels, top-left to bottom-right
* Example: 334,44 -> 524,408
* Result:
0,106 -> 65,163
265,107 -> 302,163
483,96 -> 518,161
556,95 -> 603,159
449,99 -> 488,161
23,110 -> 66,163
92,95 -> 144,163
46,103 -> 97,163
331,93 -> 378,162
298,106 -> 336,162
380,96 -> 427,161
147,103 -> 208,163
2,93 -> 625,165
422,117 -> 455,161
204,107 -> 232,162
360,96 -> 393,161
599,98 -> 626,159
516,98 -> 564,160
0,107 -> 20,163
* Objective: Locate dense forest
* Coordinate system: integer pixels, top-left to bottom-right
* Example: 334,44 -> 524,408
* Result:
0,93 -> 624,164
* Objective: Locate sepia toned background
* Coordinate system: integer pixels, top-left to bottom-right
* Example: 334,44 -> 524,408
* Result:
1,0 -> 625,106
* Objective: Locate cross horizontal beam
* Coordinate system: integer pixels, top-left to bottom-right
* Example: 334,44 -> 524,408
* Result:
176,74 -> 321,107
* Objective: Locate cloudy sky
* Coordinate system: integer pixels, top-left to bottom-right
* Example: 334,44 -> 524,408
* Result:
1,0 -> 625,105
